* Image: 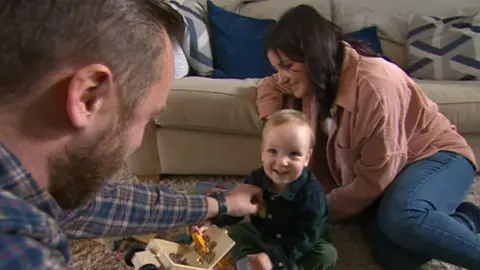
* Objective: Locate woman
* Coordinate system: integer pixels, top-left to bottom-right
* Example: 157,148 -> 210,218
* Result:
256,4 -> 480,270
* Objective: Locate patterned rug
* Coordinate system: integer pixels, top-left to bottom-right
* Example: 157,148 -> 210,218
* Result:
69,169 -> 480,270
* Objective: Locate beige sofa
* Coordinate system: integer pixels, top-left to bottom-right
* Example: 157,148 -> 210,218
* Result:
127,0 -> 480,176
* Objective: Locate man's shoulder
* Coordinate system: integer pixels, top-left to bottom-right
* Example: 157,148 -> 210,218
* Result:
0,190 -> 44,229
0,233 -> 70,269
0,191 -> 70,269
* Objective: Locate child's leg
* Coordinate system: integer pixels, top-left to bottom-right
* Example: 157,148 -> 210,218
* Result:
226,223 -> 265,268
297,238 -> 337,270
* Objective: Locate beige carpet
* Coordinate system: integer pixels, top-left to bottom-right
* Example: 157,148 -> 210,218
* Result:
70,169 -> 480,270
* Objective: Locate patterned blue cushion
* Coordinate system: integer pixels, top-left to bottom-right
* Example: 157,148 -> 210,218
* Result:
169,0 -> 214,76
407,13 -> 480,80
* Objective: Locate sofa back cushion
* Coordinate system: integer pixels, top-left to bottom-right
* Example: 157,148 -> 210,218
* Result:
169,0 -> 215,76
407,13 -> 480,80
331,0 -> 480,69
207,0 -> 276,79
239,0 -> 332,21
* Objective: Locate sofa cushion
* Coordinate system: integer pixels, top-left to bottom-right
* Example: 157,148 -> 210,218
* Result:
417,80 -> 480,133
239,0 -> 332,21
173,40 -> 189,79
207,0 -> 276,79
332,0 -> 480,42
156,78 -> 480,136
169,0 -> 214,76
154,77 -> 263,136
346,26 -> 384,55
332,0 -> 480,68
407,13 -> 480,81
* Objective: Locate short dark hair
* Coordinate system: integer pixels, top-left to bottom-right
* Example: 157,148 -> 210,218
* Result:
266,4 -> 377,117
0,0 -> 184,110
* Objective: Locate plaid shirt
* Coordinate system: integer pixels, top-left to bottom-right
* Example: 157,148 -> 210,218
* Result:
0,142 -> 208,269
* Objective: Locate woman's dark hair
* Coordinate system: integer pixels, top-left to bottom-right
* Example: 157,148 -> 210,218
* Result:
266,4 -> 378,117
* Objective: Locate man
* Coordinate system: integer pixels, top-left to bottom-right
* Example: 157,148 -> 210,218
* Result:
0,1 -> 263,269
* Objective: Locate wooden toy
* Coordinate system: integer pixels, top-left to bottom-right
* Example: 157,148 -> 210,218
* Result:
127,225 -> 235,270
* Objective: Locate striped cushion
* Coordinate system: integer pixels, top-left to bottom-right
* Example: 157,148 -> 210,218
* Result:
169,0 -> 214,76
407,13 -> 480,80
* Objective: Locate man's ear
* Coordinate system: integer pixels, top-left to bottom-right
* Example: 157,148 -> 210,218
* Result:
66,64 -> 113,128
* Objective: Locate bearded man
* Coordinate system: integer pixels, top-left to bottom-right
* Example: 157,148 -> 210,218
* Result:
0,1 -> 263,268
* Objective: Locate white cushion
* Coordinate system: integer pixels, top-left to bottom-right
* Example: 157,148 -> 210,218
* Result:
332,0 -> 480,44
407,13 -> 480,80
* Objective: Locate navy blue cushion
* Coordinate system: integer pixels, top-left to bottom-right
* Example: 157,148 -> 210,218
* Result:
346,26 -> 384,55
207,1 -> 276,79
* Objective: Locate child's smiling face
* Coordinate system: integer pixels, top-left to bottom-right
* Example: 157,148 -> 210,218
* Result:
261,122 -> 312,189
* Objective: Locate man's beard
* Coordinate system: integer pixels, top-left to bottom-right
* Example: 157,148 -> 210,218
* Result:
48,123 -> 128,210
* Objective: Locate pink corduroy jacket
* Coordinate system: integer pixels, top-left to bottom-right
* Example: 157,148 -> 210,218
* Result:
256,44 -> 478,221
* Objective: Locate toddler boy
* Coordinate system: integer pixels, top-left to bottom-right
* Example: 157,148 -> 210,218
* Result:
199,109 -> 337,270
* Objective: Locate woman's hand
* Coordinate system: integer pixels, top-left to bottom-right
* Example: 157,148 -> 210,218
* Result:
247,252 -> 273,270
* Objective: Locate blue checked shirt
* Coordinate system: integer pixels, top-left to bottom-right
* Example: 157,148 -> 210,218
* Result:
0,142 -> 209,269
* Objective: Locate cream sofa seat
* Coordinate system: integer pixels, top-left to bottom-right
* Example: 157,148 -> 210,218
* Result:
126,0 -> 480,176
127,78 -> 480,176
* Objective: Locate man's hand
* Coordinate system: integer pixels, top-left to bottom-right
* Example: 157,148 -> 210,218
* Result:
248,252 -> 273,270
225,183 -> 263,217
192,220 -> 211,234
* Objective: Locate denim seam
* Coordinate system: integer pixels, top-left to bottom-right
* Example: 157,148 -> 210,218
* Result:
422,222 -> 480,252
405,154 -> 480,252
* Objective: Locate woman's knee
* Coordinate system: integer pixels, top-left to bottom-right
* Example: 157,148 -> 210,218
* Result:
361,210 -> 430,269
376,196 -> 430,246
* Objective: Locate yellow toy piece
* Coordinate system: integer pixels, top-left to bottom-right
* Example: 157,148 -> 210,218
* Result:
192,231 -> 208,253
258,206 -> 267,218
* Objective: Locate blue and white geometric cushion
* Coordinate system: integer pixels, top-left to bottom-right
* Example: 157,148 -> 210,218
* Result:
169,0 -> 214,76
407,13 -> 480,80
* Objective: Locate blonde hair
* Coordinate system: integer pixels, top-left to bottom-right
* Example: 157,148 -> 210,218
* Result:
263,109 -> 316,148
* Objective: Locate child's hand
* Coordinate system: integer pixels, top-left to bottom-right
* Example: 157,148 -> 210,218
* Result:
192,220 -> 211,234
247,252 -> 273,270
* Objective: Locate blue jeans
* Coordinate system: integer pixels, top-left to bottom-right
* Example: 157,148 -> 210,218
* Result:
359,151 -> 480,270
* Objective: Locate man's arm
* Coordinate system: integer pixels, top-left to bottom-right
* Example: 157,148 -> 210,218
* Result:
0,234 -> 70,270
60,183 -> 212,239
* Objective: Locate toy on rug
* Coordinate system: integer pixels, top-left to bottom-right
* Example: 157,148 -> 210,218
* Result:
124,225 -> 235,270
191,182 -> 234,196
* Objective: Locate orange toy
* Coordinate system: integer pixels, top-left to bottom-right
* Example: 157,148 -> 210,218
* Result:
192,231 -> 208,253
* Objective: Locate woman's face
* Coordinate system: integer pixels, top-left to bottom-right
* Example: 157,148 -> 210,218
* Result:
267,49 -> 311,98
